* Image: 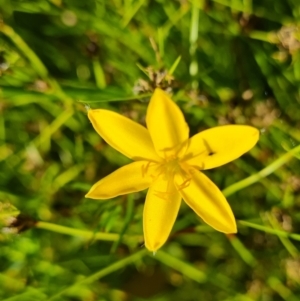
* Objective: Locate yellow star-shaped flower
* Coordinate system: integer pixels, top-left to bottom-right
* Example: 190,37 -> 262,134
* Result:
86,88 -> 259,251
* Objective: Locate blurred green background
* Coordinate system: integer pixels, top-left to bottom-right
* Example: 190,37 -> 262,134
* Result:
1,0 -> 300,300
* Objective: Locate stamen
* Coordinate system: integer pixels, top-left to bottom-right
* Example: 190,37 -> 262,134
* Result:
174,162 -> 194,190
177,178 -> 191,190
154,189 -> 176,201
181,150 -> 208,170
153,171 -> 177,201
141,161 -> 151,177
152,156 -> 194,200
154,191 -> 169,201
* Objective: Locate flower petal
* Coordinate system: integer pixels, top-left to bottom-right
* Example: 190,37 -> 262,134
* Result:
184,125 -> 259,170
175,169 -> 236,233
88,109 -> 161,161
146,89 -> 189,158
143,176 -> 181,251
86,161 -> 159,199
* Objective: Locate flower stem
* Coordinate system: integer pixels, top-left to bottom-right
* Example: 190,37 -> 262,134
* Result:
238,220 -> 300,242
265,213 -> 299,259
47,248 -> 148,300
35,221 -> 142,242
222,143 -> 300,197
154,250 -> 207,283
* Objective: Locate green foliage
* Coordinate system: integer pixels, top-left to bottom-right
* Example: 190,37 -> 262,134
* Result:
1,0 -> 300,300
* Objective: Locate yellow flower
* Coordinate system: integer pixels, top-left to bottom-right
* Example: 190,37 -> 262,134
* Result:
86,88 -> 259,251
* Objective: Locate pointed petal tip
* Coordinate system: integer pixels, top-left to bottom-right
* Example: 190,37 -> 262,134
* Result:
153,88 -> 169,98
85,188 -> 93,198
223,225 -> 237,234
85,190 -> 114,200
216,219 -> 237,234
87,109 -> 93,121
144,230 -> 167,252
249,125 -> 260,137
85,191 -> 93,199
246,125 -> 260,142
87,108 -> 102,118
248,126 -> 260,150
145,241 -> 161,253
84,190 -> 100,200
150,88 -> 173,104
254,127 -> 260,140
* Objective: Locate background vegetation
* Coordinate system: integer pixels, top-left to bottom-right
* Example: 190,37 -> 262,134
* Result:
1,0 -> 300,300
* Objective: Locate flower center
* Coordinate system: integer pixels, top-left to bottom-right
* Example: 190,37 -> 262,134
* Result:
153,156 -> 192,200
141,156 -> 193,200
162,156 -> 181,180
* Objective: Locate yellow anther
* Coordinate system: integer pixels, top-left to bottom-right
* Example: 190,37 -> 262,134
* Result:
177,178 -> 191,190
